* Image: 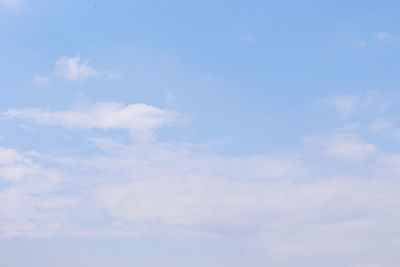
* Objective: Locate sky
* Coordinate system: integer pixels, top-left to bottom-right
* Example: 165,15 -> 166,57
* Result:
1,0 -> 400,266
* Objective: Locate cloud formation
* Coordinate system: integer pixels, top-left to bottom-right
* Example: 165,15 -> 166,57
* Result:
0,127 -> 399,260
56,56 -> 101,81
0,147 -> 78,237
1,98 -> 400,265
2,102 -> 180,135
305,133 -> 378,161
33,56 -> 114,84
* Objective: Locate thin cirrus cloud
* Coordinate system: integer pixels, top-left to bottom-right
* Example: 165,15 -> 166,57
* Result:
355,32 -> 394,48
320,95 -> 358,115
0,146 -> 77,237
1,96 -> 400,263
55,56 -> 101,82
320,91 -> 399,118
304,133 -> 378,162
2,102 -> 180,133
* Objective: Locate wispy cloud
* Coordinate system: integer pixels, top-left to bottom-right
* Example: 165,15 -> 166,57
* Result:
33,75 -> 50,86
2,96 -> 400,263
34,56 -> 112,84
320,95 -> 358,115
55,56 -> 101,82
376,31 -> 393,41
369,118 -> 400,141
320,92 -> 398,117
305,133 -> 378,161
0,147 -> 77,237
2,102 -> 181,142
355,32 -> 394,48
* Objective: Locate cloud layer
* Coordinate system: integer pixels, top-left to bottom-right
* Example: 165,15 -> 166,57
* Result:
33,56 -> 111,85
1,98 -> 400,264
2,102 -> 180,136
55,56 -> 100,81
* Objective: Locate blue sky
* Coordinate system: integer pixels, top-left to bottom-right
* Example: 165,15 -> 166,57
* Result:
1,0 -> 400,266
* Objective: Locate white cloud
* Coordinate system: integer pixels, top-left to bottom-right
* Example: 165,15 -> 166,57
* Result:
0,147 -> 23,165
34,56 -> 112,83
305,133 -> 378,161
376,31 -> 393,41
5,132 -> 396,264
2,98 -> 400,264
369,118 -> 400,141
55,56 -> 101,82
321,95 -> 358,115
320,92 -> 400,118
369,118 -> 392,133
0,146 -> 79,237
2,102 -> 182,144
2,102 -> 180,137
0,135 -> 399,266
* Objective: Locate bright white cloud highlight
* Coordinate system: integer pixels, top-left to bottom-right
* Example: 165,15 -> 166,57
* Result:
2,102 -> 180,134
56,56 -> 101,81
